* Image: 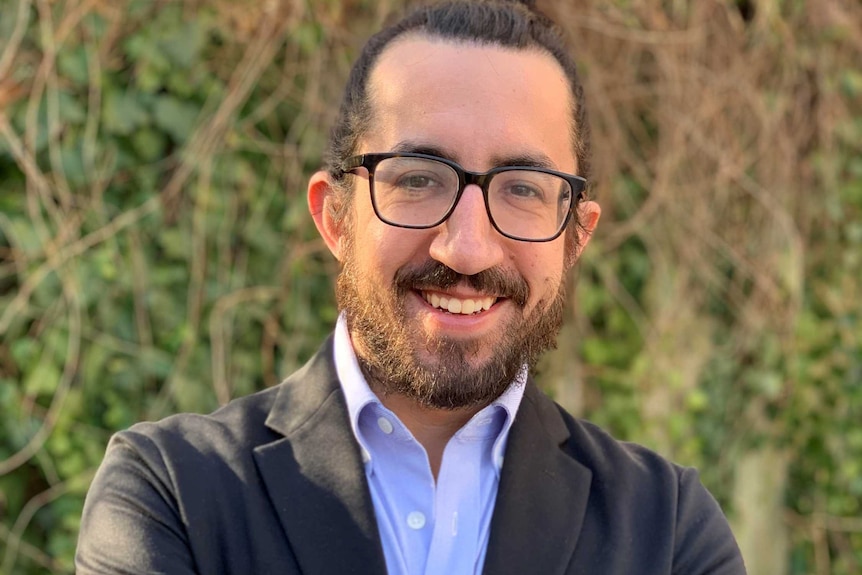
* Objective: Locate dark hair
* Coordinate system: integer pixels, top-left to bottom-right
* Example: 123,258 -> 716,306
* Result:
324,0 -> 592,248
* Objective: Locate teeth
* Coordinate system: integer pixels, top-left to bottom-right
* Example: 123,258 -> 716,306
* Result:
422,292 -> 496,315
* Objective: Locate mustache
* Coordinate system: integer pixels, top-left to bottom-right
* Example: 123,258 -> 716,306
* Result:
394,260 -> 529,307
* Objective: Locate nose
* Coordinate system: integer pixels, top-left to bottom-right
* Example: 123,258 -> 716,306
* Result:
428,185 -> 505,275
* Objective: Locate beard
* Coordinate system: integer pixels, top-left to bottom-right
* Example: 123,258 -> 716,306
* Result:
336,238 -> 567,410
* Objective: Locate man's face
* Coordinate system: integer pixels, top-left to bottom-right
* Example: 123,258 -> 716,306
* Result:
312,36 -> 599,409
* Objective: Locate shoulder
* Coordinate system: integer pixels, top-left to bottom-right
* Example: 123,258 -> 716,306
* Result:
78,381 -> 320,574
556,403 -> 683,483
522,386 -> 685,487
548,399 -> 707,514
115,334 -> 340,463
114,384 -> 282,463
543,396 -> 746,574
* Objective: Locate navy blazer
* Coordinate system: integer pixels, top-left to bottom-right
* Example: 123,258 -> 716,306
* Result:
76,336 -> 746,574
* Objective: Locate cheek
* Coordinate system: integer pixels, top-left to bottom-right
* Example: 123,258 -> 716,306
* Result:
356,224 -> 433,281
516,245 -> 567,302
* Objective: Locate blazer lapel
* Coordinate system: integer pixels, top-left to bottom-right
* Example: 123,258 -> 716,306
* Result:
483,381 -> 593,575
253,337 -> 387,575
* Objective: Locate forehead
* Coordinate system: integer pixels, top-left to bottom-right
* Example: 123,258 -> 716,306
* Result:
365,35 -> 576,172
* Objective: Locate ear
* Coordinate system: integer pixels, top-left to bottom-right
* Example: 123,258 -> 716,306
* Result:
308,170 -> 346,262
565,200 -> 601,269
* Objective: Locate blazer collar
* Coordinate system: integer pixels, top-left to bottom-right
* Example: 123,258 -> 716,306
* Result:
253,335 -> 388,575
482,380 -> 593,575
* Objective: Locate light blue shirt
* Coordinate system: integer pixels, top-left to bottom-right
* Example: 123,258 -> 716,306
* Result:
333,315 -> 526,575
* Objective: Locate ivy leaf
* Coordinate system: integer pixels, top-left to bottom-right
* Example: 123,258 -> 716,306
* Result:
5,217 -> 43,257
153,96 -> 198,143
24,361 -> 62,396
58,91 -> 87,124
161,21 -> 204,68
60,143 -> 86,185
57,46 -> 89,87
103,89 -> 149,135
132,128 -> 169,162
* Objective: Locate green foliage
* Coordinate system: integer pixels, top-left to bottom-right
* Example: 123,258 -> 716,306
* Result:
1,1 -> 860,574
0,1 -> 346,572
550,1 -> 862,572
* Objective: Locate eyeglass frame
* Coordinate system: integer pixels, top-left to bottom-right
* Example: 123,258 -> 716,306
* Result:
338,152 -> 588,243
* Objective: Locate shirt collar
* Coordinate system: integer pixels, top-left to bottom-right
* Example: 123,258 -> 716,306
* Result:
334,314 -> 381,445
333,313 -> 526,470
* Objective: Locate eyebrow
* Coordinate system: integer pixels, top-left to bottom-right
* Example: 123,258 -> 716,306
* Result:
490,152 -> 557,171
389,140 -> 560,171
389,141 -> 457,162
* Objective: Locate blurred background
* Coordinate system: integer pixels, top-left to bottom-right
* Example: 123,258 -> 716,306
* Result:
0,0 -> 860,573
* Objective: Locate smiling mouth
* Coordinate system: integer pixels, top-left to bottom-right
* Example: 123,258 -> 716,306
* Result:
420,291 -> 498,315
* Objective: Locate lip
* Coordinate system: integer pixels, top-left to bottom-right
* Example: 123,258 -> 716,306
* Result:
418,289 -> 497,315
410,289 -> 506,334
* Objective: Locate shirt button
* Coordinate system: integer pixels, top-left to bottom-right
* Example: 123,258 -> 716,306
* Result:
377,416 -> 394,434
407,511 -> 426,530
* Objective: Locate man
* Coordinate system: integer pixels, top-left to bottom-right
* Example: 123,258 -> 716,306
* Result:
77,1 -> 746,573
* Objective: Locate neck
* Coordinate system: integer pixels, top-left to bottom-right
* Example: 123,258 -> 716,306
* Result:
372,387 -> 483,480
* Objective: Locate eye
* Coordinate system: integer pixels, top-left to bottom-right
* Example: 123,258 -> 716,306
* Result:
395,173 -> 441,190
501,181 -> 546,202
507,183 -> 543,198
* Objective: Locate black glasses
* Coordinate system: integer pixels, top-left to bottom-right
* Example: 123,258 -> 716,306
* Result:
340,153 -> 586,242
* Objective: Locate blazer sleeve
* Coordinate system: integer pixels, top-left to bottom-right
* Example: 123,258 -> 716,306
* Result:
673,467 -> 747,575
76,430 -> 198,575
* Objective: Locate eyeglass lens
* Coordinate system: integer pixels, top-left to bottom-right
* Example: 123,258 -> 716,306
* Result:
371,156 -> 572,240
